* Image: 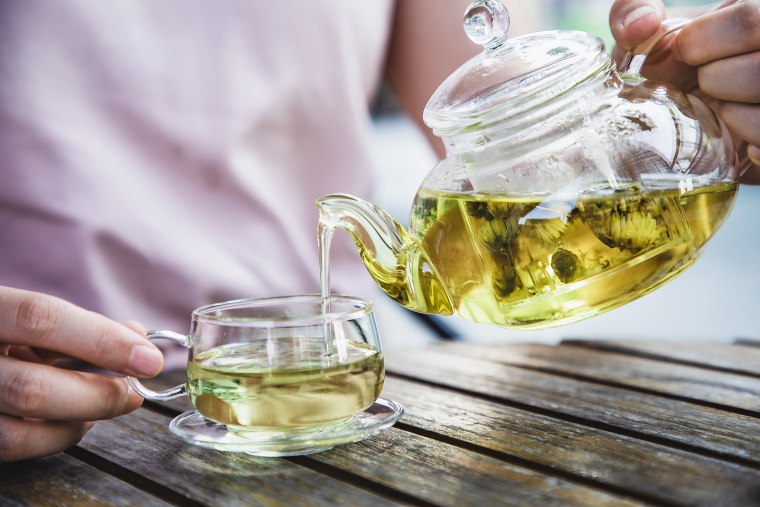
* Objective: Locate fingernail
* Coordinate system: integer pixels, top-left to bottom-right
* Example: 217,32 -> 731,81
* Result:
624,5 -> 657,27
129,345 -> 163,377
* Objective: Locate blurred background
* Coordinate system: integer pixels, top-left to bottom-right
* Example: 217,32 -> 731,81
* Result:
367,0 -> 759,346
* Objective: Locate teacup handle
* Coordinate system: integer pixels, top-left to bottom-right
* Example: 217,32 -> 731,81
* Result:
619,17 -> 690,81
127,330 -> 189,401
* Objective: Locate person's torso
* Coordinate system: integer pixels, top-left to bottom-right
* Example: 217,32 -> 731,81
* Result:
0,0 -> 394,328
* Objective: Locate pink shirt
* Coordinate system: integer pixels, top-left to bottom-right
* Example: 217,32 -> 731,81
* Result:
0,0 -> 394,331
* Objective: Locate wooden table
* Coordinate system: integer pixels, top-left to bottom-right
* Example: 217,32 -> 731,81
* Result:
2,339 -> 760,506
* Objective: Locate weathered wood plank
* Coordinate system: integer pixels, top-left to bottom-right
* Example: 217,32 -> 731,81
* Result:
436,343 -> 760,413
380,377 -> 760,507
0,453 -> 169,507
143,346 -> 760,505
141,372 -> 646,505
86,406 -> 643,507
561,340 -> 760,377
78,409 -> 398,506
307,428 -> 644,507
384,348 -> 760,463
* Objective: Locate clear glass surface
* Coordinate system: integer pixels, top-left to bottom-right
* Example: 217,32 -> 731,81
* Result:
169,398 -> 403,457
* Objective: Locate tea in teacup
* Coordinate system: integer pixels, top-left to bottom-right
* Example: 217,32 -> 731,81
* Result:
187,338 -> 384,431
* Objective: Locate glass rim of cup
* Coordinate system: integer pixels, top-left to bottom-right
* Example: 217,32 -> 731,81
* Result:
192,293 -> 375,327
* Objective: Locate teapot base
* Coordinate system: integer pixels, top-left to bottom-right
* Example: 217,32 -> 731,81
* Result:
457,247 -> 697,330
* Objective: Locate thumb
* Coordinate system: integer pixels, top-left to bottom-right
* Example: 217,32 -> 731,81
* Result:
609,0 -> 667,49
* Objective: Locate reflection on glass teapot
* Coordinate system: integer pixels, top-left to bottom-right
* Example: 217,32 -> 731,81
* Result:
317,0 -> 745,330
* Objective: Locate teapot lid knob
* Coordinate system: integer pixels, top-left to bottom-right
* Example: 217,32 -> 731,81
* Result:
463,0 -> 510,50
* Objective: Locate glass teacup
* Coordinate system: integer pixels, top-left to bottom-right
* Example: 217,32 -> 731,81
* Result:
128,294 -> 402,456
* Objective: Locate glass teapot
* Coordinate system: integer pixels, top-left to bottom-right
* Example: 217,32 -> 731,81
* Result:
317,0 -> 744,329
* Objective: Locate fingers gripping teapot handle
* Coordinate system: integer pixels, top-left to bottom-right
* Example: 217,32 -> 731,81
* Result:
617,15 -> 752,180
619,18 -> 690,81
127,330 -> 189,401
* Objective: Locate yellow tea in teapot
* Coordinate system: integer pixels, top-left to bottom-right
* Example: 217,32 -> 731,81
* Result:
187,339 -> 384,431
355,181 -> 736,328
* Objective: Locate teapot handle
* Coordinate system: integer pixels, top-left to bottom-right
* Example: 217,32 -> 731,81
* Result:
618,18 -> 690,81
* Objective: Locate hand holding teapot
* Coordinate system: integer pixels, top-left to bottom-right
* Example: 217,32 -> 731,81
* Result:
610,0 -> 760,180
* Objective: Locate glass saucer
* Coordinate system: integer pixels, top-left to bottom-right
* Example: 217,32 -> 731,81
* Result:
168,398 -> 404,457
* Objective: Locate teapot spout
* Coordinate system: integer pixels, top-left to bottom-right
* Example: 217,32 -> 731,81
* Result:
316,194 -> 453,316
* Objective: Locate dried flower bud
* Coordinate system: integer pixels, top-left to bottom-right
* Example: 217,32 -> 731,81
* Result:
551,248 -> 580,283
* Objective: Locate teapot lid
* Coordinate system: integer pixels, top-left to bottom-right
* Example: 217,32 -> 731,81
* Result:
424,0 -> 609,137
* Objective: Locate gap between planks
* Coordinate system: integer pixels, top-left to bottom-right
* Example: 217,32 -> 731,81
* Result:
476,360 -> 760,419
559,340 -> 760,379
